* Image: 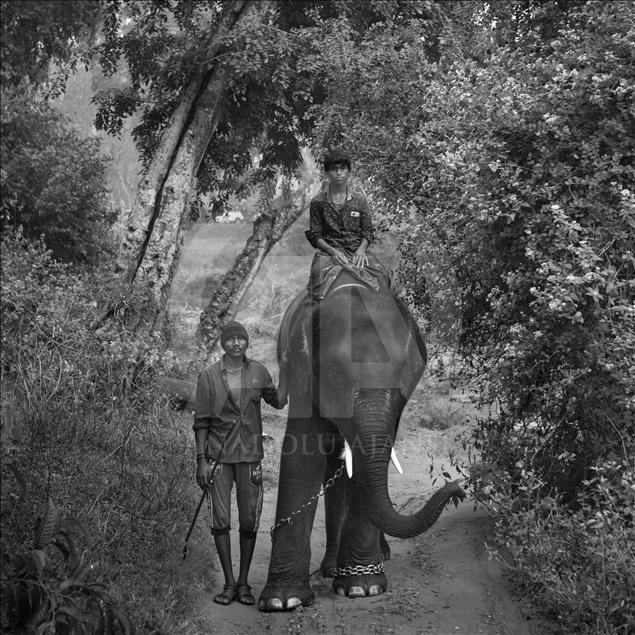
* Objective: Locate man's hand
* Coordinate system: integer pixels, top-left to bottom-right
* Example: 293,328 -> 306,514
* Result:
352,247 -> 369,268
330,248 -> 349,267
196,458 -> 211,490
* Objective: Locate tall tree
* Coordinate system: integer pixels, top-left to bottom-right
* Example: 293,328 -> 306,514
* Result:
0,92 -> 114,263
95,1 -> 272,334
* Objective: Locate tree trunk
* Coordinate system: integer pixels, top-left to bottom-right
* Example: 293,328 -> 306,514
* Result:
115,69 -> 208,274
100,0 -> 268,336
118,0 -> 250,275
198,194 -> 307,351
131,65 -> 226,332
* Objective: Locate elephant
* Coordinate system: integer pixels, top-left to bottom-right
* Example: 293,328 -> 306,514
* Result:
258,271 -> 466,611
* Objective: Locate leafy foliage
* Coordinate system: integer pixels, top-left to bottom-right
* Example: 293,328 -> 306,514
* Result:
91,1 -> 444,196
417,0 -> 634,493
297,1 -> 634,630
2,497 -> 133,634
484,462 -> 634,633
0,88 -> 116,263
0,231 -> 196,632
0,0 -> 99,93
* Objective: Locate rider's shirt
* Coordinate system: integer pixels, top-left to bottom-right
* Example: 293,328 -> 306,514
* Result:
305,187 -> 375,252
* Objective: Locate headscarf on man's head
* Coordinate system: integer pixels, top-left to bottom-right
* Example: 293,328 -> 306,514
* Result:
220,320 -> 249,346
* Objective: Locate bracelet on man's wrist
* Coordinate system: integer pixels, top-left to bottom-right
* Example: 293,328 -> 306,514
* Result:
196,453 -> 207,461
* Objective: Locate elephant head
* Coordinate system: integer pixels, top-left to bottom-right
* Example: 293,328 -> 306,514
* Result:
311,285 -> 465,538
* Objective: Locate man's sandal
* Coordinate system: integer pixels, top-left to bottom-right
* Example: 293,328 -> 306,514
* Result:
214,584 -> 237,605
236,584 -> 255,605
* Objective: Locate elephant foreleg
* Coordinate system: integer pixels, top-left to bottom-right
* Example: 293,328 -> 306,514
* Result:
333,493 -> 387,598
259,417 -> 326,612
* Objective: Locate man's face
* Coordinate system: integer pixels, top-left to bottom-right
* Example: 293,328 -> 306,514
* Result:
222,335 -> 248,359
326,162 -> 350,186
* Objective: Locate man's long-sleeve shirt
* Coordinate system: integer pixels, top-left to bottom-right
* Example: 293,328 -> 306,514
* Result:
193,357 -> 284,463
305,187 -> 375,252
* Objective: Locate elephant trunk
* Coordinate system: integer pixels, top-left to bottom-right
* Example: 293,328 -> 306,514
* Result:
349,391 -> 466,539
360,470 -> 465,538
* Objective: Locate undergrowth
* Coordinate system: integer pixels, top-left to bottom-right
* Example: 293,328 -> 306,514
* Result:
1,231 -> 198,633
475,460 -> 635,634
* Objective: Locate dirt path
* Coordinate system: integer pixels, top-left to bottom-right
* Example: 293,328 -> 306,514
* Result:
178,419 -> 548,635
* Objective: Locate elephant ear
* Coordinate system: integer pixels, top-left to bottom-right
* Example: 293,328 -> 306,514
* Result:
277,291 -> 310,364
399,317 -> 427,400
277,290 -> 313,390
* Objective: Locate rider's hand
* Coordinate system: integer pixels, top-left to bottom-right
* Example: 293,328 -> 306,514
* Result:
196,458 -> 211,490
352,247 -> 368,269
330,249 -> 349,267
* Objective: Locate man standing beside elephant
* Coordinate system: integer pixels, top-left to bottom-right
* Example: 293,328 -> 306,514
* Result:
194,320 -> 287,606
306,149 -> 390,300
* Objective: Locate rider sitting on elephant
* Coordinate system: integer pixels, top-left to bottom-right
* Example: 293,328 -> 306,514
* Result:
306,149 -> 390,301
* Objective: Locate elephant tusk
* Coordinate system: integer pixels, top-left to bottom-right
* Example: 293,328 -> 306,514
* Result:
343,439 -> 353,478
391,448 -> 404,475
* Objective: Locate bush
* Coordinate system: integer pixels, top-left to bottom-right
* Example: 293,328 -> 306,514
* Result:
419,6 -> 635,628
440,5 -> 635,492
310,0 -> 635,493
0,88 -> 116,264
303,1 -> 634,630
1,230 -> 197,632
481,461 -> 635,634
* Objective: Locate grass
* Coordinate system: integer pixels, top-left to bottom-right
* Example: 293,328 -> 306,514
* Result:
0,233 -> 204,633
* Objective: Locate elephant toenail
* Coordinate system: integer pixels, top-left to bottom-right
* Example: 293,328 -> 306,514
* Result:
368,585 -> 382,596
336,587 -> 346,596
268,598 -> 284,610
286,597 -> 302,609
348,586 -> 365,597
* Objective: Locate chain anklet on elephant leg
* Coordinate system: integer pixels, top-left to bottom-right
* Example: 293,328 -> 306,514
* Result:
334,562 -> 385,577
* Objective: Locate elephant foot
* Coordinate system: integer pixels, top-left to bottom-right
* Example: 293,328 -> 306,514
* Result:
332,564 -> 387,598
258,584 -> 315,612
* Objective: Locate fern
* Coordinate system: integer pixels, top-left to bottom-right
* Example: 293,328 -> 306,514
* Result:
34,499 -> 58,550
1,498 -> 134,634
